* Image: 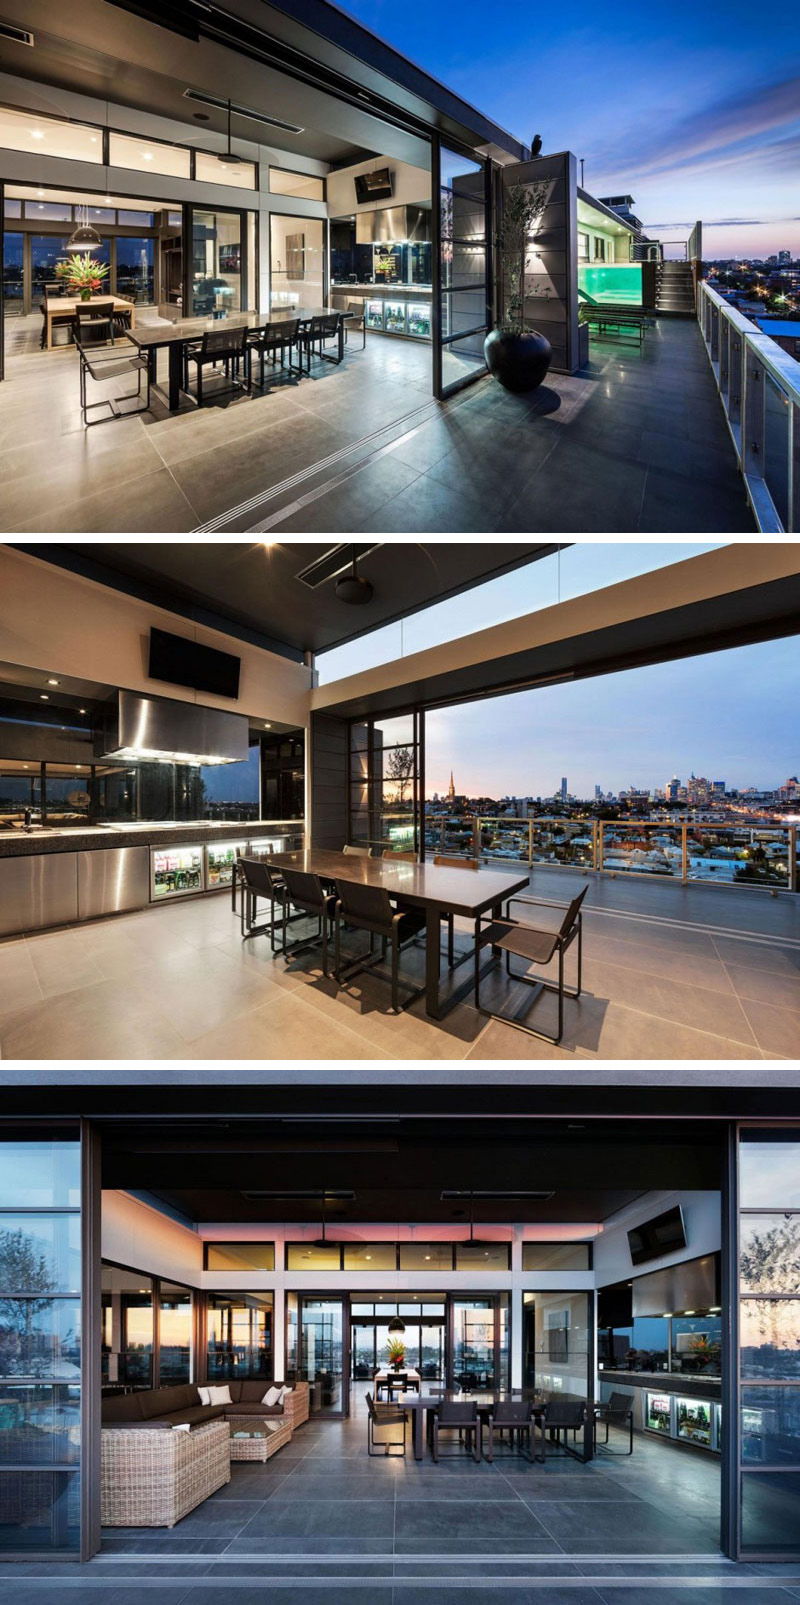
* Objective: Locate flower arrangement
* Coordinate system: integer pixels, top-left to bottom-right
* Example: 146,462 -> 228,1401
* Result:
387,1338 -> 406,1370
55,254 -> 109,302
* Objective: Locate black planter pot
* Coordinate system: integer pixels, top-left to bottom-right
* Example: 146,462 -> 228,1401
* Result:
484,327 -> 552,394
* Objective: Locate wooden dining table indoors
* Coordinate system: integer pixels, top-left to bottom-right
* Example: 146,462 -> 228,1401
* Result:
135,306 -> 352,412
269,848 -> 529,1020
44,293 -> 135,350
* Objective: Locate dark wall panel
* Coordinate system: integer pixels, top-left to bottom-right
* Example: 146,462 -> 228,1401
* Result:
310,712 -> 348,850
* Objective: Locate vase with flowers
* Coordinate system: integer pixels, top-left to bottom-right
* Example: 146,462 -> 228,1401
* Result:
387,1337 -> 406,1372
55,254 -> 110,303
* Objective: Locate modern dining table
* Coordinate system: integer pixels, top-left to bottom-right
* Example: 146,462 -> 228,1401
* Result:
268,848 -> 529,1020
44,294 -> 135,350
134,305 -> 352,412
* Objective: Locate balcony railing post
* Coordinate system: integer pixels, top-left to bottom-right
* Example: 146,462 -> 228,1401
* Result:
681,824 -> 688,884
591,820 -> 598,872
790,827 -> 797,895
528,818 -> 533,868
597,821 -> 604,875
473,816 -> 480,860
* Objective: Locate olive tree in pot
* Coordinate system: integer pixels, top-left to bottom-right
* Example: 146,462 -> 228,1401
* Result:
484,179 -> 552,393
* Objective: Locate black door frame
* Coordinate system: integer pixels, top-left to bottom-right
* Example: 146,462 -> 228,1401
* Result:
431,134 -> 495,402
298,1292 -> 350,1419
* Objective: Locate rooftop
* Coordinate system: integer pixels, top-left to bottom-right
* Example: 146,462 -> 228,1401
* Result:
0,314 -> 754,534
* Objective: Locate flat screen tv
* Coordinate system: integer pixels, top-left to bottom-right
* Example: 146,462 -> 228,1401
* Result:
627,1205 -> 687,1267
355,168 -> 393,204
148,627 -> 241,700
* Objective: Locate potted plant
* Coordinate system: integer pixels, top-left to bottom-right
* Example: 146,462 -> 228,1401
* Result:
484,179 -> 552,393
55,254 -> 109,302
387,1338 -> 406,1372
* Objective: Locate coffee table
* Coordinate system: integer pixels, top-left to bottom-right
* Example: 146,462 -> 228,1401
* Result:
228,1415 -> 292,1461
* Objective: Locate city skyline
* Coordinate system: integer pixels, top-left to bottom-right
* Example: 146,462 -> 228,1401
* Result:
423,634 -> 798,798
341,0 -> 800,258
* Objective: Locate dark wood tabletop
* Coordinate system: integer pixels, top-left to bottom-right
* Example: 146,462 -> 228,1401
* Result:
134,306 -> 352,349
269,849 -> 529,1019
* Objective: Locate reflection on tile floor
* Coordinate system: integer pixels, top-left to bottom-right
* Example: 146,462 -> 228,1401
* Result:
0,867 -> 797,1064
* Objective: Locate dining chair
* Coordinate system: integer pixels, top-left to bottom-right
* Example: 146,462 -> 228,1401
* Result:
543,1398 -> 588,1460
73,299 -> 116,346
40,282 -> 67,349
432,1400 -> 480,1463
237,857 -> 285,946
433,853 -> 479,967
473,885 -> 588,1045
484,1400 -> 536,1463
333,879 -> 425,1013
247,317 -> 301,386
594,1392 -> 635,1455
344,299 -> 367,350
343,844 -> 374,857
280,866 -> 337,976
184,324 -> 249,404
365,1391 -> 407,1457
298,312 -> 343,370
74,332 -> 150,427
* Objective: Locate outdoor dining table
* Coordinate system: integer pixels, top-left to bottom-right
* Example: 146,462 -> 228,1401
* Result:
134,305 -> 352,411
43,294 -> 136,350
374,1368 -> 421,1399
399,1390 -> 547,1462
268,848 -> 529,1020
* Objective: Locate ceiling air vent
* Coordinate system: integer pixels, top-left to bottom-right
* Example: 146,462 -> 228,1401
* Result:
295,544 -> 380,589
183,88 -> 304,136
0,20 -> 34,45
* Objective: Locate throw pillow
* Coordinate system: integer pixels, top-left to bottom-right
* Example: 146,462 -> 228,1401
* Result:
197,1387 -> 211,1406
262,1386 -> 282,1407
207,1385 -> 232,1405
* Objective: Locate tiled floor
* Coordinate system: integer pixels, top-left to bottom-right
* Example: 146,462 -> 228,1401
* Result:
0,311 -> 753,534
0,867 -> 796,1064
3,1411 -> 799,1600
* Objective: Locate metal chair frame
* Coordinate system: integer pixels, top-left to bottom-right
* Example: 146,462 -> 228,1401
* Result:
280,866 -> 337,976
473,887 -> 588,1045
594,1393 -> 634,1456
344,300 -> 367,350
484,1401 -> 541,1464
333,879 -> 425,1014
184,325 -> 250,405
431,1401 -> 480,1463
75,334 -> 151,426
542,1399 -> 589,1461
366,1391 -> 407,1457
247,317 -> 301,386
298,312 -> 344,370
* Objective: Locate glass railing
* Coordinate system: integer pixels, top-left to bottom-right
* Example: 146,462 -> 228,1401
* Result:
698,280 -> 799,532
415,815 -> 797,892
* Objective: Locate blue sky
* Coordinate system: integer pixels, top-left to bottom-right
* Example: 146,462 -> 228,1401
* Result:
339,0 -> 800,258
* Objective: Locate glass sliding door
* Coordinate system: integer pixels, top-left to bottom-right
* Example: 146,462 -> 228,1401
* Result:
300,1297 -> 347,1416
2,229 -> 23,320
115,236 -> 154,304
433,143 -> 491,399
206,1294 -> 273,1381
349,712 -> 421,857
270,214 -> 324,310
188,209 -> 245,317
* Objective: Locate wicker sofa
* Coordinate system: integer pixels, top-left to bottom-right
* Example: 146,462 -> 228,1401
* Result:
101,1417 -> 230,1528
101,1379 -> 309,1431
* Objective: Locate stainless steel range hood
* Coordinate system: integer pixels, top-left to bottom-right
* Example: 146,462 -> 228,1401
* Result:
96,691 -> 249,765
355,205 -> 431,245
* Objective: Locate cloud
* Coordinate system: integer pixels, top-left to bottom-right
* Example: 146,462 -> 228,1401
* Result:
589,74 -> 800,183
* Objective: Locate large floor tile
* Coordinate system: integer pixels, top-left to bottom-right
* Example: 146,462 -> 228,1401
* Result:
181,988 -> 391,1060
739,998 -> 800,1058
238,1499 -> 396,1537
0,938 -> 43,1015
722,963 -> 800,1014
0,971 -> 186,1060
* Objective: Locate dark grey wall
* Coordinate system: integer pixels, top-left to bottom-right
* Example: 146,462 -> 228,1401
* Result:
501,150 -> 579,373
310,712 -> 348,850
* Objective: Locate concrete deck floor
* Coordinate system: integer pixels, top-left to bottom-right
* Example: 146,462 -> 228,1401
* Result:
3,1411 -> 799,1600
0,867 -> 796,1065
0,311 -> 754,534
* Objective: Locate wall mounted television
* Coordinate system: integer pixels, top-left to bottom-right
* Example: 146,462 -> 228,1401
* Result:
627,1205 -> 687,1267
148,627 -> 241,700
355,168 -> 394,203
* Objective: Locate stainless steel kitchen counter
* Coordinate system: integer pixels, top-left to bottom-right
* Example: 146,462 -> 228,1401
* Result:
0,822 -> 297,858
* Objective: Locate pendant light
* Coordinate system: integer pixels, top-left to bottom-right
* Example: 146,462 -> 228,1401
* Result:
218,98 -> 246,165
335,549 -> 374,605
388,1314 -> 406,1334
66,200 -> 102,254
311,1191 -> 330,1250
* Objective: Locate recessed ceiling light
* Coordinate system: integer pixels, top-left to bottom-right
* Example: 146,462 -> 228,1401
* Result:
263,722 -> 271,728
39,693 -> 49,700
36,188 -> 44,197
31,129 -> 44,139
79,708 -> 86,714
90,135 -> 98,142
47,678 -> 59,686
193,112 -> 210,121
142,152 -> 153,161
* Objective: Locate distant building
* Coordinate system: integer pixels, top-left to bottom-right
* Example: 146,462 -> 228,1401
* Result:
778,250 -> 792,265
448,771 -> 455,804
666,775 -> 680,802
561,776 -> 568,805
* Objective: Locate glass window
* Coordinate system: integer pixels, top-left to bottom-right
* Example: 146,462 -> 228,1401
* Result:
455,1244 -> 511,1270
0,1141 -> 80,1209
205,1241 -> 275,1271
101,1265 -> 153,1389
578,231 -> 589,261
269,168 -> 324,202
398,1243 -> 454,1272
118,209 -> 155,227
452,1297 -> 496,1384
270,213 -> 324,310
109,130 -> 190,179
190,208 -> 243,316
741,1470 -> 800,1552
741,1299 -> 800,1380
25,201 -> 72,222
0,1470 -> 80,1552
741,1215 -> 800,1294
114,236 -> 154,304
159,1283 -> 192,1385
0,106 -> 102,163
196,150 -> 256,189
742,1386 -> 800,1466
342,1244 -> 397,1271
0,1299 -> 81,1379
2,232 -> 23,318
0,1384 -> 81,1465
671,1314 -> 722,1375
522,1242 -> 591,1271
741,1137 -> 800,1209
3,198 -> 21,218
286,1244 -> 342,1271
525,1290 -> 592,1400
0,1216 -> 80,1295
206,1294 -> 273,1381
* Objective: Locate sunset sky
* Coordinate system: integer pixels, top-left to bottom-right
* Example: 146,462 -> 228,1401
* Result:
340,0 -> 800,259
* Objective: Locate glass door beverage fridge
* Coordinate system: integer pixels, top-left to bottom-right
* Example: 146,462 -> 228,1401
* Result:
151,845 -> 204,899
206,841 -> 247,889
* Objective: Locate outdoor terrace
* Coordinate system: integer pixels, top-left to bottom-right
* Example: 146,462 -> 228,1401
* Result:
0,312 -> 754,534
0,858 -> 796,1064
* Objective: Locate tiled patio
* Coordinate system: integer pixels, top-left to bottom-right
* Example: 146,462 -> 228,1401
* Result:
4,1409 -> 800,1599
0,313 -> 754,534
0,867 -> 796,1064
